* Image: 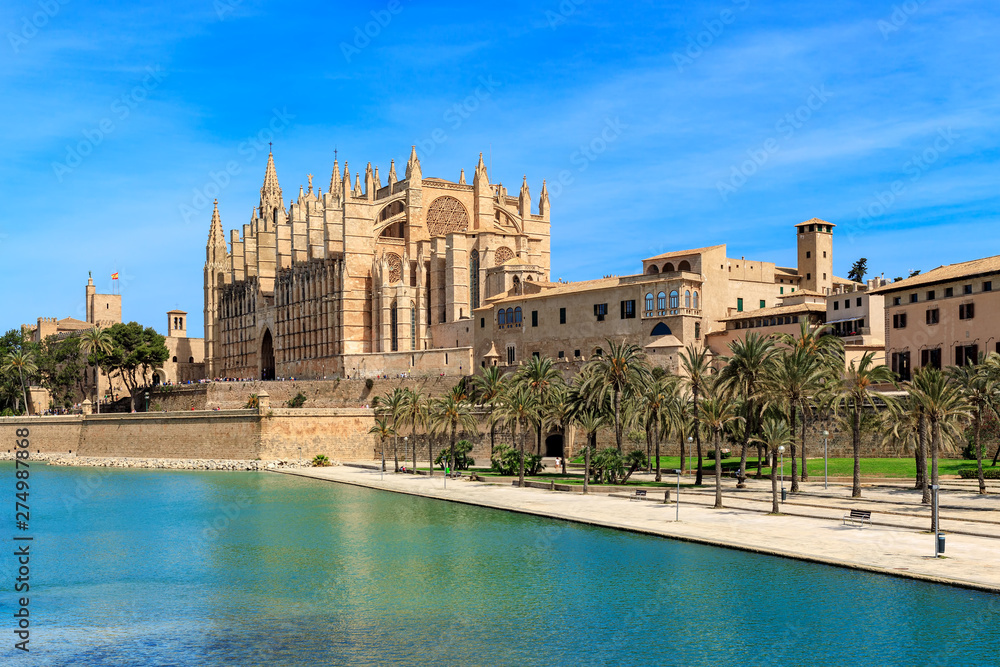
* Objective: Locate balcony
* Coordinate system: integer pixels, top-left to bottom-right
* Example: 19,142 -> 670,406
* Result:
643,308 -> 701,318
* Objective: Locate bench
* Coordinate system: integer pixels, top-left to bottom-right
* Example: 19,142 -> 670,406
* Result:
843,509 -> 872,527
630,489 -> 648,502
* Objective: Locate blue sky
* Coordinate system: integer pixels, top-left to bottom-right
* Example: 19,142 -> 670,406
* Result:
1,0 -> 998,336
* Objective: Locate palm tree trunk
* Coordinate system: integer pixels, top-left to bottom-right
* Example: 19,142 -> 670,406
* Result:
518,418 -> 526,488
975,410 -> 985,495
992,439 -> 1000,467
713,433 -> 723,509
790,405 -> 799,493
918,414 -> 930,504
583,436 -> 591,494
737,437 -> 748,489
19,367 -> 29,416
756,445 -> 764,479
489,416 -> 496,457
614,388 -> 623,451
800,406 -> 809,482
852,404 -> 862,498
915,413 -> 926,490
654,419 -> 661,482
694,389 -> 703,485
561,420 -> 568,475
381,436 -> 386,472
536,423 -> 542,456
450,423 -> 457,474
393,433 -> 399,473
428,433 -> 434,477
679,432 -> 686,475
412,427 -> 418,472
645,424 -> 652,473
770,446 -> 779,513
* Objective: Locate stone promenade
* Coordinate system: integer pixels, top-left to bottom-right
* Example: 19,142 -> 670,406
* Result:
276,465 -> 1000,594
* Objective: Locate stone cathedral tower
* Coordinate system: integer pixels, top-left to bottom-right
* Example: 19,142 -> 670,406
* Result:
203,148 -> 550,380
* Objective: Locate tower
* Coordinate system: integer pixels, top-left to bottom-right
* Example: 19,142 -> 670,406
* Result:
796,218 -> 834,294
204,200 -> 229,377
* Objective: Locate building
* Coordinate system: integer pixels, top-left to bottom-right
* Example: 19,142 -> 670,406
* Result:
203,148 -> 550,380
159,310 -> 206,384
474,218 -> 854,373
872,256 -> 1000,380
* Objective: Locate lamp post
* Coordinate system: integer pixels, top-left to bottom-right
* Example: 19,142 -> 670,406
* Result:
144,391 -> 149,413
822,429 -> 830,490
778,445 -> 786,502
403,436 -> 408,472
380,438 -> 385,480
932,484 -> 944,557
686,436 -> 693,475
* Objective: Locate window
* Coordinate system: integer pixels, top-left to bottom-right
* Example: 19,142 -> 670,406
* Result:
685,290 -> 691,308
559,307 -> 566,324
945,287 -> 954,297
558,351 -> 565,359
594,347 -> 604,357
956,344 -> 979,366
621,300 -> 636,319
172,356 -> 178,362
780,287 -> 784,295
844,299 -> 850,309
531,310 -> 538,327
498,310 -> 506,326
695,322 -> 701,339
910,293 -> 918,303
480,317 -> 485,329
645,293 -> 654,313
891,351 -> 912,382
921,348 -> 942,369
470,250 -> 480,309
856,297 -> 862,307
926,290 -> 935,300
964,284 -> 973,295
893,296 -> 902,306
669,290 -> 679,309
594,303 -> 608,321
806,251 -> 811,259
823,251 -> 827,258
959,303 -> 975,320
390,301 -> 398,352
926,309 -> 939,325
693,292 -> 699,309
834,301 -> 839,311
985,281 -> 993,292
760,300 -> 766,309
514,307 -> 522,325
892,313 -> 907,329
574,349 -> 581,358
411,303 -> 417,350
737,298 -> 743,312
506,307 -> 514,325
806,273 -> 811,280
507,346 -> 515,365
657,292 -> 666,311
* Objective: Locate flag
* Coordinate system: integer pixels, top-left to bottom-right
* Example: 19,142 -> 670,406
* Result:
111,272 -> 119,280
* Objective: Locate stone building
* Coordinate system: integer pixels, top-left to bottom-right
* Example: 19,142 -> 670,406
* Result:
872,256 -> 1000,380
474,218 -> 861,374
204,148 -> 550,380
158,310 -> 206,384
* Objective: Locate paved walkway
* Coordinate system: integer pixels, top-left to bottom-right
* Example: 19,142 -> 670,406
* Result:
275,465 -> 1000,594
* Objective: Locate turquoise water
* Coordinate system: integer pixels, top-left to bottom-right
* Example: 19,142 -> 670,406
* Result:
0,463 -> 997,666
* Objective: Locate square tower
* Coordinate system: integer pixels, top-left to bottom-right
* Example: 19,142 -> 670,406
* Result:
795,218 -> 834,295
85,275 -> 122,327
167,310 -> 187,338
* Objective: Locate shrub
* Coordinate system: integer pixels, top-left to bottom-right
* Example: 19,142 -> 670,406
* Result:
706,449 -> 732,459
312,454 -> 331,467
365,378 -> 375,390
435,439 -> 475,470
244,394 -> 259,409
958,467 -> 1000,479
490,444 -> 543,476
287,392 -> 307,408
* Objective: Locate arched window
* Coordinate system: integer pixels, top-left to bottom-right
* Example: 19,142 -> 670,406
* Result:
645,293 -> 654,313
391,301 -> 399,352
172,356 -> 178,362
514,307 -> 522,325
410,301 -> 416,350
594,347 -> 604,357
646,265 -> 660,275
498,310 -> 506,326
512,276 -> 521,296
651,322 -> 671,336
684,290 -> 691,308
664,262 -> 675,273
678,260 -> 691,272
506,308 -> 514,325
693,291 -> 699,309
669,290 -> 679,309
657,291 -> 666,311
470,250 -> 480,309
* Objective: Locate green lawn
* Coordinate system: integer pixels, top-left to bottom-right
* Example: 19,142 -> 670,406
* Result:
651,456 -> 979,478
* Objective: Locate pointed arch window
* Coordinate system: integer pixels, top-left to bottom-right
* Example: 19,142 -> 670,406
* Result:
390,301 -> 399,352
410,301 -> 416,350
470,250 -> 480,309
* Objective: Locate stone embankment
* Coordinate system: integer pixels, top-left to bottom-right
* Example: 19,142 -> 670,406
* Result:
0,451 -> 340,471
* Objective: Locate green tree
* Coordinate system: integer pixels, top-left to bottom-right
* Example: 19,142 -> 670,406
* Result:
581,339 -> 649,452
473,365 -> 507,458
375,387 -> 409,473
401,388 -> 428,473
698,387 -> 743,509
429,389 -> 479,476
751,418 -> 795,514
680,344 -> 713,485
949,357 -> 999,494
2,348 -> 38,416
368,417 -> 397,473
37,335 -> 87,410
514,355 -> 562,455
641,374 -> 677,482
79,326 -> 113,413
104,322 -> 170,411
494,383 -> 539,488
718,332 -> 776,487
847,258 -> 868,283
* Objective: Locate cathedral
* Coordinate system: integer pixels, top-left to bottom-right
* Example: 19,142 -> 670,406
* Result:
204,148 -> 551,379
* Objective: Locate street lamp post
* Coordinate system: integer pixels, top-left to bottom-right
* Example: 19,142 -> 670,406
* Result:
380,439 -> 385,480
144,391 -> 149,413
403,436 -> 408,472
932,484 -> 944,557
778,445 -> 786,502
686,436 -> 693,475
822,429 -> 830,490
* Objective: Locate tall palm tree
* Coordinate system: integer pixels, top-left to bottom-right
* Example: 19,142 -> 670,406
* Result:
778,320 -> 844,369
751,417 -> 795,514
494,384 -> 539,488
473,365 -> 507,457
2,349 -> 37,416
376,387 -> 408,473
698,385 -> 743,509
680,343 -> 713,484
581,339 -> 649,452
880,394 -> 930,503
948,358 -> 999,494
514,355 -> 562,455
401,388 -> 428,473
368,417 -> 396,473
761,347 -> 826,492
718,332 -> 777,488
429,389 -> 479,475
546,383 -> 574,475
831,352 -> 897,497
642,374 -> 676,482
911,368 -> 971,530
79,326 -> 113,413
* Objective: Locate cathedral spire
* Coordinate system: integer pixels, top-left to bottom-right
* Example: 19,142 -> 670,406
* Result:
342,162 -> 351,200
330,158 -> 342,196
354,173 -> 363,198
539,179 -> 550,218
518,175 -> 531,218
259,149 -> 283,225
405,145 -> 421,180
388,159 -> 397,185
459,168 -> 466,185
473,152 -> 489,188
208,199 -> 226,249
365,162 -> 376,199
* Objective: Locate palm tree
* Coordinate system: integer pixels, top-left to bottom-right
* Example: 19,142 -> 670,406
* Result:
751,417 -> 795,514
911,368 -> 971,530
718,332 -> 777,488
494,383 -> 540,488
949,358 -> 999,494
698,385 -> 743,509
581,339 -> 649,452
546,383 -> 574,475
514,355 -> 562,455
473,365 -> 507,457
368,417 -> 396,473
831,352 -> 897,497
376,388 -> 408,473
760,347 -> 826,492
642,375 -> 676,482
880,393 -> 930,503
2,349 -> 37,416
680,343 -> 713,484
401,388 -> 428,473
778,320 -> 844,369
429,389 -> 479,475
79,326 -> 113,413
572,406 -> 605,494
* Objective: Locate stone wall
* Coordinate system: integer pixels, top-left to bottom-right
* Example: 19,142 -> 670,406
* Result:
77,411 -> 261,459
